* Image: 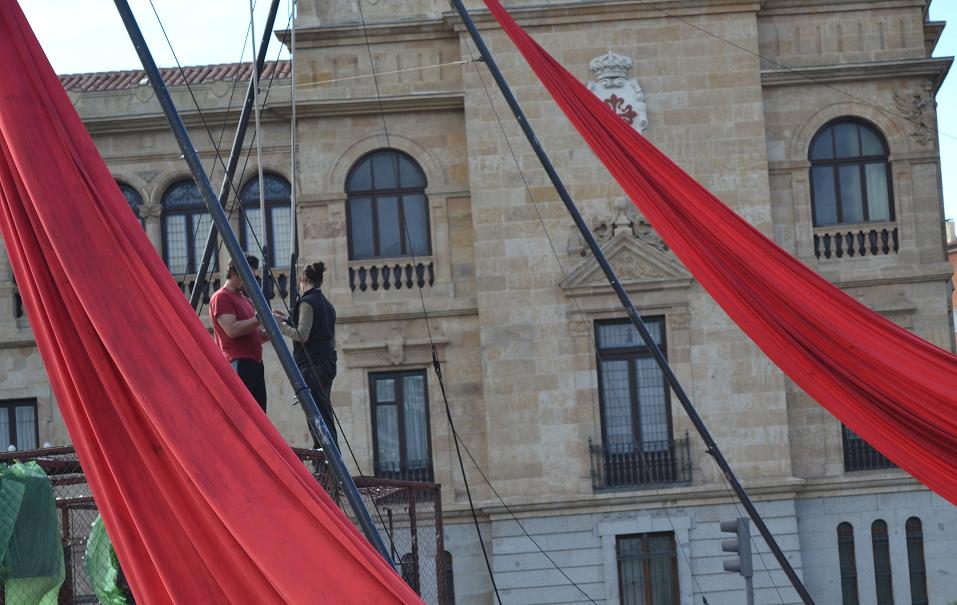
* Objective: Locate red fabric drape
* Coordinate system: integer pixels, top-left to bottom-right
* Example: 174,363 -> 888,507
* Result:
482,1 -> 957,504
0,4 -> 420,604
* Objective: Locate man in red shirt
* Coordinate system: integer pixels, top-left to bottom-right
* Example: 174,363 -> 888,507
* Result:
210,254 -> 268,411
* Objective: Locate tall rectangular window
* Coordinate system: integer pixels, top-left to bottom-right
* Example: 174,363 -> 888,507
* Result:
616,533 -> 678,605
370,371 -> 433,482
871,520 -> 894,605
593,318 -> 682,489
837,522 -> 859,605
0,399 -> 39,451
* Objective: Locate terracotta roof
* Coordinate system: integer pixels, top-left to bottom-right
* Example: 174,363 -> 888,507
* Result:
59,60 -> 290,93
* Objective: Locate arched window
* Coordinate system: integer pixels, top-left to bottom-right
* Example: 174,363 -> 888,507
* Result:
905,517 -> 928,605
346,150 -> 430,260
161,179 -> 215,274
871,520 -> 894,605
239,173 -> 292,268
117,182 -> 144,226
837,522 -> 859,605
441,551 -> 455,605
809,119 -> 893,227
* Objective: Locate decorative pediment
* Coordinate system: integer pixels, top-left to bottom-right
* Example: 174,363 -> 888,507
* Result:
561,230 -> 692,297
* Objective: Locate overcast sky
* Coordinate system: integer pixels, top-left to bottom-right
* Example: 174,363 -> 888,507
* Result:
17,1 -> 957,221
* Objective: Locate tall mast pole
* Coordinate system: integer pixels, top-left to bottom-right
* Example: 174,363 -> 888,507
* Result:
448,2 -> 814,603
288,0 -> 299,305
112,0 -> 393,564
249,0 -> 269,281
188,0 -> 282,311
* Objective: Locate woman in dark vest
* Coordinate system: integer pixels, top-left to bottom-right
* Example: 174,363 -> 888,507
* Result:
275,262 -> 338,448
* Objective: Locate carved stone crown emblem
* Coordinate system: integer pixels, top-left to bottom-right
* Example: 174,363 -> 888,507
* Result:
589,50 -> 634,84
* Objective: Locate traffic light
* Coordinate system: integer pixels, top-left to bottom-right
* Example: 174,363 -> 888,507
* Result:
720,518 -> 753,578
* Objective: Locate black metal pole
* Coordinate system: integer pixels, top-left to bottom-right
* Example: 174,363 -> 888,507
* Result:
112,0 -> 393,565
188,0 -> 282,312
449,2 -> 815,603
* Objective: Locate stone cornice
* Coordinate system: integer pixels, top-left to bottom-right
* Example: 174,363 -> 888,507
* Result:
438,474 -> 924,519
269,92 -> 464,120
761,57 -> 953,93
759,0 -> 927,16
79,105 -> 289,136
288,0 -> 763,47
443,0 -> 764,31
337,301 -> 478,324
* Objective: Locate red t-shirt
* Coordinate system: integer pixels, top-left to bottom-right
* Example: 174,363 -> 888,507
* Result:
210,287 -> 262,363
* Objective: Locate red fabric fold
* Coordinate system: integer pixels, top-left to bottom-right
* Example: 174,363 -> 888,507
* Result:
481,0 -> 957,503
0,4 -> 420,603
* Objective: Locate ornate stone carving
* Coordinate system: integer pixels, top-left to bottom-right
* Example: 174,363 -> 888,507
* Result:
587,50 -> 648,133
385,324 -> 404,366
893,82 -> 936,146
609,255 -> 667,280
572,199 -> 668,257
136,170 -> 159,184
140,204 -> 162,219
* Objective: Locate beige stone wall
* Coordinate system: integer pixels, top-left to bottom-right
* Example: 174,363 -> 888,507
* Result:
0,0 -> 951,528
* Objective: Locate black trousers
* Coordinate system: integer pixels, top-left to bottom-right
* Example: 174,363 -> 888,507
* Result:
233,358 -> 267,412
301,356 -> 337,449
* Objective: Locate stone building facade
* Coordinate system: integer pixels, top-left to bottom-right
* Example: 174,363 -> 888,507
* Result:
1,1 -> 955,603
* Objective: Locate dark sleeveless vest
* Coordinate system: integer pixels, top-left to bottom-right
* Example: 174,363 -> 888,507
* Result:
290,287 -> 336,367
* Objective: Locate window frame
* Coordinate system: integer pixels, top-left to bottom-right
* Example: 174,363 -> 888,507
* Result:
238,173 -> 292,268
345,150 -> 432,261
841,424 -> 895,472
594,317 -> 674,451
871,519 -> 894,605
615,532 -> 679,605
116,181 -> 144,227
160,179 -> 218,274
0,398 -> 39,451
905,517 -> 928,605
368,369 -> 434,482
837,522 -> 860,605
808,118 -> 895,227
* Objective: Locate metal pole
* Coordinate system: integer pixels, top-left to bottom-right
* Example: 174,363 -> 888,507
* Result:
746,576 -> 755,605
288,0 -> 299,305
188,0 -> 282,311
449,2 -> 815,603
249,0 -> 269,278
112,0 -> 393,565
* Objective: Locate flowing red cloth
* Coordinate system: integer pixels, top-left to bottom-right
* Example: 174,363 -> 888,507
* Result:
482,0 -> 957,504
0,4 -> 420,604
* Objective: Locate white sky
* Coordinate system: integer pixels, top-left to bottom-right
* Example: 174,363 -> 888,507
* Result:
17,0 -> 957,220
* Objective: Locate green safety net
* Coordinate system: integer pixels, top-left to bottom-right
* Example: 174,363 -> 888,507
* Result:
84,516 -> 132,605
0,462 -> 64,605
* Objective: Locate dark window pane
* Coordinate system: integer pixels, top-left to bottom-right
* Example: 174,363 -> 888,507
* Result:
15,405 -> 37,450
118,183 -> 143,216
860,126 -> 885,156
871,520 -> 893,605
403,375 -> 429,466
812,167 -> 837,226
398,155 -> 426,188
372,153 -> 400,189
243,208 -> 262,255
600,359 -> 633,450
350,198 -> 375,259
375,404 -> 400,471
838,165 -> 864,223
348,158 -> 373,191
403,195 -> 430,256
377,196 -> 402,258
271,206 -> 293,268
617,534 -> 677,605
635,357 -> 669,448
864,163 -> 891,222
164,214 -> 188,274
835,123 -> 862,158
810,128 -> 834,160
242,175 -> 291,203
163,180 -> 204,207
597,321 -> 662,349
837,523 -> 859,605
906,518 -> 928,605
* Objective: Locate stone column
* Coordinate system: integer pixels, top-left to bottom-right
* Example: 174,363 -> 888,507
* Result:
142,204 -> 163,256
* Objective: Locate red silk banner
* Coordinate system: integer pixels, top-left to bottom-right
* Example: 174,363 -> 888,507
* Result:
482,0 -> 957,504
0,4 -> 420,603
